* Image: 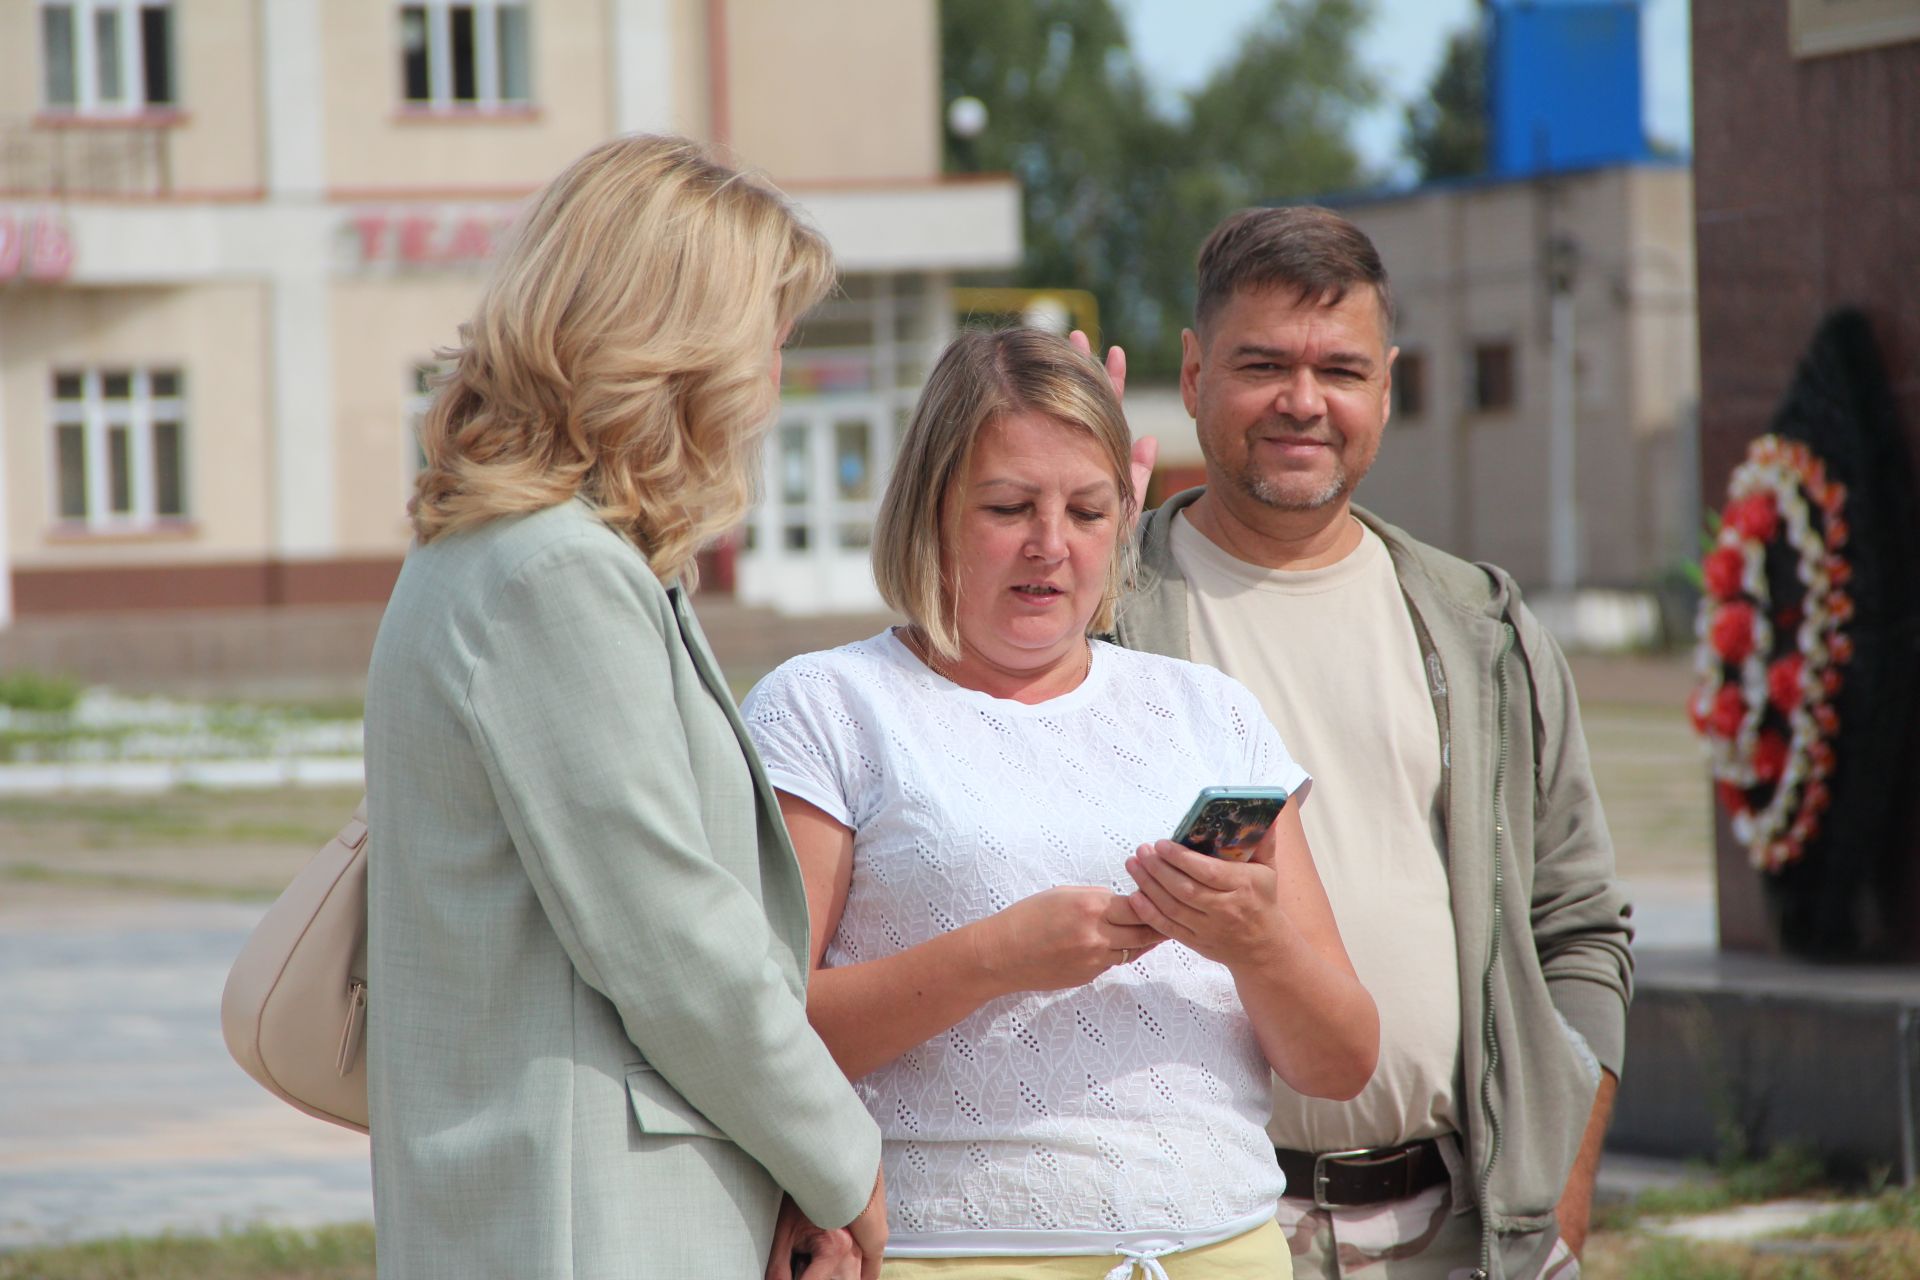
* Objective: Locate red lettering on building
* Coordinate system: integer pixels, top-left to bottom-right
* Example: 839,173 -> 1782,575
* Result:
396,216 -> 439,264
0,218 -> 22,276
25,216 -> 74,280
351,214 -> 390,261
444,217 -> 494,261
344,207 -> 517,271
0,213 -> 74,281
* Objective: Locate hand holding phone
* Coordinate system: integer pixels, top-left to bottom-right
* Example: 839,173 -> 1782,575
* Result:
1170,786 -> 1291,862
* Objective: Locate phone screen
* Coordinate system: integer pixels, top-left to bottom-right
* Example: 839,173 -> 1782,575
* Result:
1170,788 -> 1290,861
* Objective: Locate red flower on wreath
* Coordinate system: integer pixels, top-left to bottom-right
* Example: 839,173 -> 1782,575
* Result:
1767,655 -> 1804,713
1707,684 -> 1746,739
1724,492 -> 1779,541
1710,602 -> 1757,662
1703,546 -> 1746,600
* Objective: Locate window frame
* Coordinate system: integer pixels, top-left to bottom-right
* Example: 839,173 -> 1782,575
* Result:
49,366 -> 189,532
39,0 -> 176,118
398,0 -> 532,113
1392,349 -> 1426,421
1470,339 -> 1517,414
406,359 -> 447,483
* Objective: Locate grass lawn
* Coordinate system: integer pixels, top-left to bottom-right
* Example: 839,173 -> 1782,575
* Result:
0,1225 -> 374,1280
0,786 -> 365,900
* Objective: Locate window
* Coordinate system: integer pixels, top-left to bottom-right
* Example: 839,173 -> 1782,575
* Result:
777,421 -> 811,550
407,361 -> 444,474
1471,341 -> 1516,413
51,367 -> 187,529
1392,350 -> 1426,421
40,0 -> 174,115
400,1 -> 531,110
832,416 -> 874,549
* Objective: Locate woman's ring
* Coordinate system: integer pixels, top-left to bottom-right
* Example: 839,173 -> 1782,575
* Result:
1121,949 -> 1135,965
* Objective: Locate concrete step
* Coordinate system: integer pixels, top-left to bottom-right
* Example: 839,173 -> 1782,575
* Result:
1611,945 -> 1920,1182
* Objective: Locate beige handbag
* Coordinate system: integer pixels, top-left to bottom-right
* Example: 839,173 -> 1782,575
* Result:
220,798 -> 372,1133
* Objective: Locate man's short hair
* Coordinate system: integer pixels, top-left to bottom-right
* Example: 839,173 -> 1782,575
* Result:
1194,205 -> 1395,338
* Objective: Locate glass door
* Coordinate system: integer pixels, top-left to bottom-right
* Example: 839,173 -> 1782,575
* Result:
738,398 -> 889,613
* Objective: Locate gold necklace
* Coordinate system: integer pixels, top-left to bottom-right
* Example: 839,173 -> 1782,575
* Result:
903,626 -> 1092,691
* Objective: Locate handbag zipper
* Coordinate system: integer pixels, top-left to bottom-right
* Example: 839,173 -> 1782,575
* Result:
336,980 -> 368,1076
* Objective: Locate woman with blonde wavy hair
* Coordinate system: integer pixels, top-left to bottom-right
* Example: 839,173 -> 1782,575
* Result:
363,134 -> 887,1280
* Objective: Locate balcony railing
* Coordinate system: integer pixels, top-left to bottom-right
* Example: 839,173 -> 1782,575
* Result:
0,119 -> 172,198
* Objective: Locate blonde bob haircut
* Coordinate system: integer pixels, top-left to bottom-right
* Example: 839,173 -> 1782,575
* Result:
873,328 -> 1138,662
411,133 -> 834,585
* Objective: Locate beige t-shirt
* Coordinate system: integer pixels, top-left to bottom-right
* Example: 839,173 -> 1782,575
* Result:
1171,512 -> 1462,1151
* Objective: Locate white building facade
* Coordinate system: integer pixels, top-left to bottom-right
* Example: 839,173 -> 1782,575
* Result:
0,0 -> 1019,624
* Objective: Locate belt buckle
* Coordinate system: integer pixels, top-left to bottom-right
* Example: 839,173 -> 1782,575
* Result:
1311,1147 -> 1375,1211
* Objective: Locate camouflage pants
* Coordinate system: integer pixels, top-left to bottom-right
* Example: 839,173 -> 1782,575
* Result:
1273,1182 -> 1579,1280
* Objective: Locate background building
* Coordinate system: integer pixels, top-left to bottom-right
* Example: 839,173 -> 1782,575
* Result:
1332,160 -> 1697,591
0,0 -> 1019,627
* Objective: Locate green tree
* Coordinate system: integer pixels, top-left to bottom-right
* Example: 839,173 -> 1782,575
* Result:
940,0 -> 1379,378
1404,18 -> 1488,181
1183,0 -> 1380,210
1163,0 -> 1379,358
940,0 -> 1179,365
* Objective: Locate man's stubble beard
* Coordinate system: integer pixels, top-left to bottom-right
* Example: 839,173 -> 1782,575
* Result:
1227,423 -> 1352,513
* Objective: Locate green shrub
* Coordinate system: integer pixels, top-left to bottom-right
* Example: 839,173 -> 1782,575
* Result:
0,670 -> 82,713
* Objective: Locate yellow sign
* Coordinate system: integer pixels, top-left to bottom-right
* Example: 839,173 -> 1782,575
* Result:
952,287 -> 1099,345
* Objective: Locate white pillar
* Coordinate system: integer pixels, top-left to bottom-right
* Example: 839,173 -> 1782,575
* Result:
262,0 -> 327,200
611,0 -> 676,135
260,0 -> 336,561
267,275 -> 337,558
1547,285 -> 1578,594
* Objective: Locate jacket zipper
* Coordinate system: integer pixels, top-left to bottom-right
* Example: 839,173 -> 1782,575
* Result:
1474,622 -> 1516,1280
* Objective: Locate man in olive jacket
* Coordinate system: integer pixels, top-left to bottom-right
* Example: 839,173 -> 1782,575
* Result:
1111,206 -> 1633,1279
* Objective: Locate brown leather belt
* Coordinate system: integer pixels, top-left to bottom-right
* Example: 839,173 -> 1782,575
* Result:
1276,1138 -> 1450,1209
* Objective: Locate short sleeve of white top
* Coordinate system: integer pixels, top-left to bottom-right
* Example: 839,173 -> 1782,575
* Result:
743,632 -> 1311,1256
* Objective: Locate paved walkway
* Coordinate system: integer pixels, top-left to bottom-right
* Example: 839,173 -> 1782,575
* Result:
0,894 -> 371,1249
0,878 -> 1717,1249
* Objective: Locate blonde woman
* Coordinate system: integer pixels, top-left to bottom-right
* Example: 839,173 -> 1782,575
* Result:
364,135 -> 886,1280
743,330 -> 1378,1279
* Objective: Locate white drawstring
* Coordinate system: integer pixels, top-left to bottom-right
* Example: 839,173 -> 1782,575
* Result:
1103,1243 -> 1177,1280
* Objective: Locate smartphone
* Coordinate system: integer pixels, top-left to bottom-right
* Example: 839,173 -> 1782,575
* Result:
1170,786 -> 1291,861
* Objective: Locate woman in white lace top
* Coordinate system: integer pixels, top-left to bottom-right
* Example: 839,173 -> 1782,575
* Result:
744,329 -> 1378,1280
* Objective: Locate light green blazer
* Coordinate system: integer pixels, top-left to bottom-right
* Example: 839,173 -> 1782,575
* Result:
364,498 -> 880,1279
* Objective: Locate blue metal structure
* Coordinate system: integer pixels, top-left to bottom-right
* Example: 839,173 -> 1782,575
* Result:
1488,0 -> 1653,177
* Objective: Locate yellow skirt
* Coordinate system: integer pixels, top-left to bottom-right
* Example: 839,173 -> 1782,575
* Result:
881,1220 -> 1291,1279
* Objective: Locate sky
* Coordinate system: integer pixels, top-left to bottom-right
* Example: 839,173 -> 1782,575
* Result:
1117,0 -> 1692,185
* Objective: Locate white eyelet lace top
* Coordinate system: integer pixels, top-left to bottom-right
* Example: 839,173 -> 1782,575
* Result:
743,632 -> 1311,1258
